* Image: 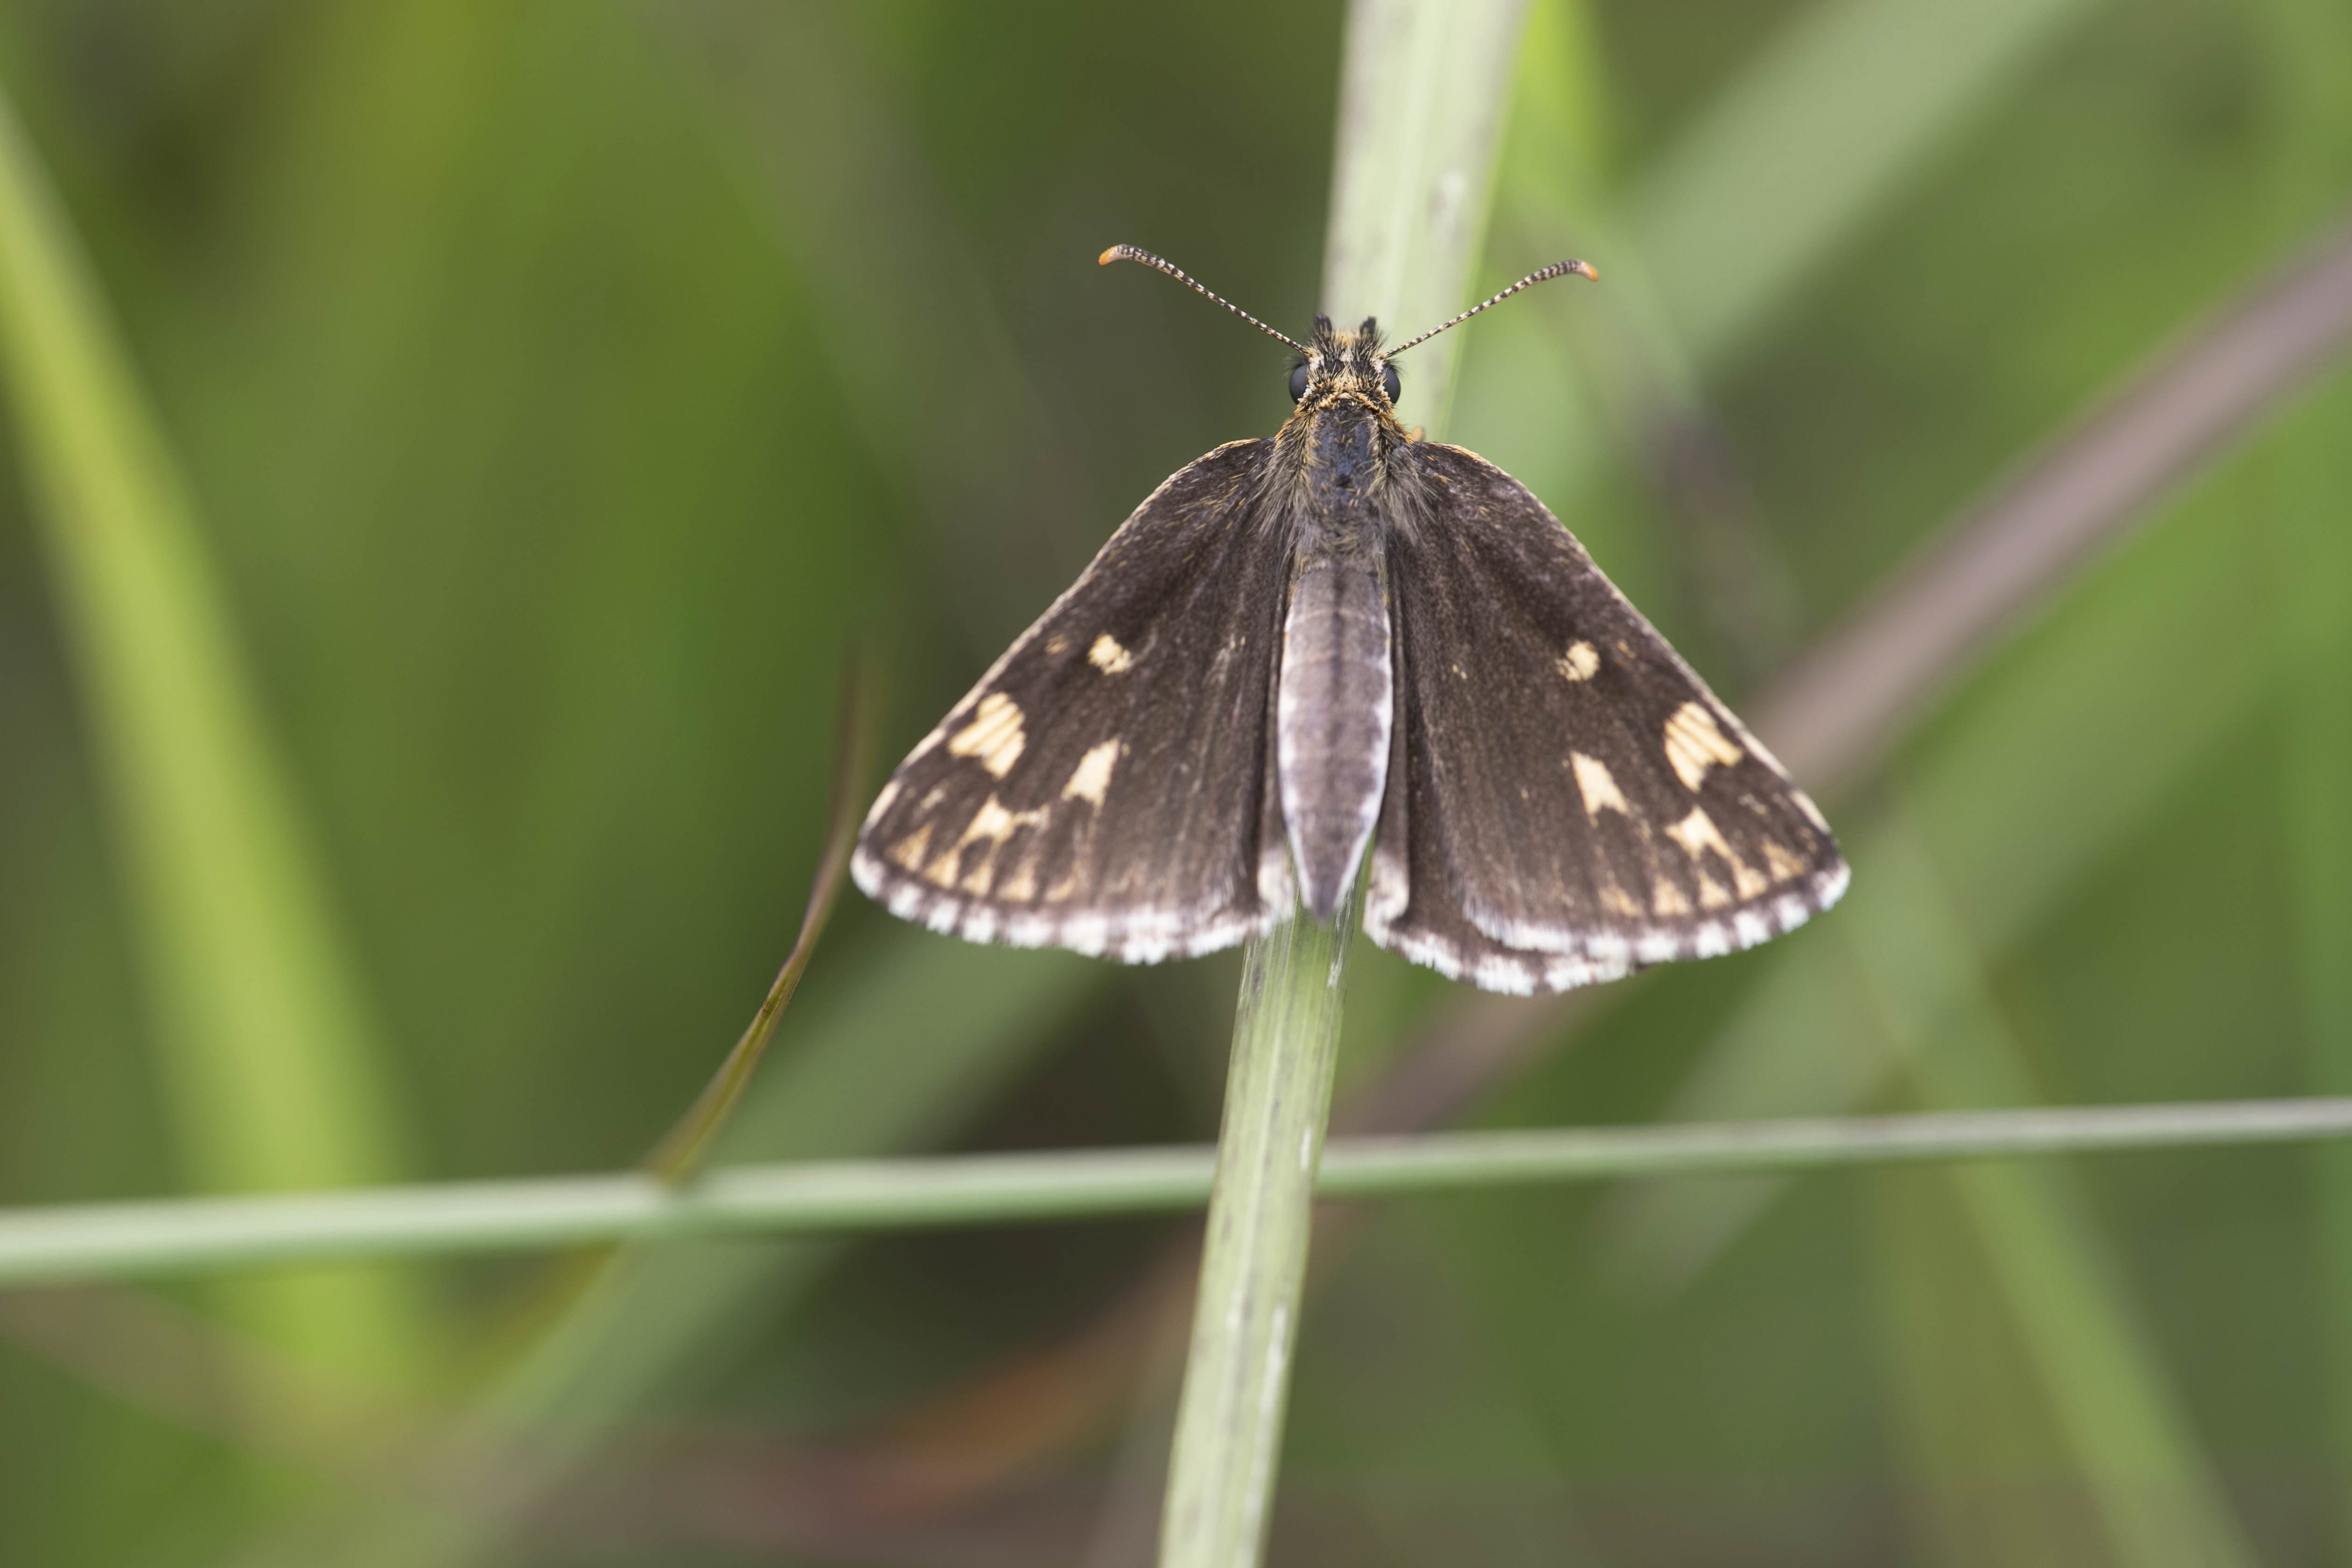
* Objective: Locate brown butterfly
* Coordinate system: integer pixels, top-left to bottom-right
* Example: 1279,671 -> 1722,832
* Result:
852,247 -> 1844,994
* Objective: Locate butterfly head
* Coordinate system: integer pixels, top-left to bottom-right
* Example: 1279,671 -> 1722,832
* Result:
1097,243 -> 1596,421
1289,316 -> 1401,413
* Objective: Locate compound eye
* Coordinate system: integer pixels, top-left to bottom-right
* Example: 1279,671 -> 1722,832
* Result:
1288,362 -> 1311,402
1380,362 -> 1401,403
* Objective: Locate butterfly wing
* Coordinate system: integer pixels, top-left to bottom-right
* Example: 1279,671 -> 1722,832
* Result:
853,440 -> 1294,962
1368,442 -> 1848,995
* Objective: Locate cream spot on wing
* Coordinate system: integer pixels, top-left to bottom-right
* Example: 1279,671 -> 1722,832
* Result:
930,794 -> 1047,896
887,822 -> 932,872
1665,806 -> 1769,898
1696,874 -> 1732,909
1062,739 -> 1121,806
1088,634 -> 1134,674
1664,701 -> 1746,791
1651,875 -> 1691,917
1571,752 -> 1630,818
1665,805 -> 1727,861
1044,634 -> 1071,656
946,693 -> 1026,777
1557,641 -> 1600,681
1761,838 -> 1807,883
1601,881 -> 1642,918
955,795 -> 1045,853
998,854 -> 1040,903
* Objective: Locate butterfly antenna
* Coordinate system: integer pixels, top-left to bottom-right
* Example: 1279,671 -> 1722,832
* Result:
1386,258 -> 1599,356
1099,244 -> 1309,355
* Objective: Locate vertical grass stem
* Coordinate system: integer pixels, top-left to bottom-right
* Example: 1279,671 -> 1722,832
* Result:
1158,880 -> 1362,1567
1157,3 -> 1531,1561
0,74 -> 423,1380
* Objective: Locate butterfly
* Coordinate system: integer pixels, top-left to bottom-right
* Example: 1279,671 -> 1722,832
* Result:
849,246 -> 1847,995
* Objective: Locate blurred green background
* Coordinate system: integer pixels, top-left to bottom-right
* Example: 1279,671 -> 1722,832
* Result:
1,0 -> 2349,1564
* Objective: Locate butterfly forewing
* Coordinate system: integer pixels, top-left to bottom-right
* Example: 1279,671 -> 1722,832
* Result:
852,440 -> 1294,961
1367,443 -> 1847,994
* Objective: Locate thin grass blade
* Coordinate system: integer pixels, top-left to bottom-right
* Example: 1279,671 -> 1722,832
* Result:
0,77 -> 424,1379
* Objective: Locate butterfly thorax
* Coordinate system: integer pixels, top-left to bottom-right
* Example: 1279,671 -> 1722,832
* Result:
1276,317 -> 1410,521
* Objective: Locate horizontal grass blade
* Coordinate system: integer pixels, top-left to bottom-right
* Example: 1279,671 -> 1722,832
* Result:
2,1098 -> 2346,1286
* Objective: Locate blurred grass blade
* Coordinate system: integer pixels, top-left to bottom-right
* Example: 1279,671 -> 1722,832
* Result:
0,78 -> 422,1376
1628,0 -> 2100,368
645,647 -> 877,1183
2259,0 -> 2352,1549
1850,816 -> 2258,1568
1324,0 -> 1534,426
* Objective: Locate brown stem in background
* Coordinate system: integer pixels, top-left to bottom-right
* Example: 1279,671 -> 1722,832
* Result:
1756,213 -> 2352,796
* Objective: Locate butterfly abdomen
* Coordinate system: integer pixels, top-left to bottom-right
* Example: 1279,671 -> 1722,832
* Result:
1276,533 -> 1391,918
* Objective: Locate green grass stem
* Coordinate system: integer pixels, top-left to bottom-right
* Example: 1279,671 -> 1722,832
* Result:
0,1097 -> 2347,1288
1158,882 -> 1364,1568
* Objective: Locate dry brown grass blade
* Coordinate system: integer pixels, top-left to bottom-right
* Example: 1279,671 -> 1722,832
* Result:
645,647 -> 879,1184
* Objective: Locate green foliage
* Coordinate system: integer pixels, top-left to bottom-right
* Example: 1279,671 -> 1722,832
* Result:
0,0 -> 2347,1563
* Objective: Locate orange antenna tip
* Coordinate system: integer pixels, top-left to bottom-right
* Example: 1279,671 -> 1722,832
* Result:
1387,257 -> 1600,356
1093,244 -> 1307,353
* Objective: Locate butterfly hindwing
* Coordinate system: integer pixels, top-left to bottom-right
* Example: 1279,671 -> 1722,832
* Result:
1368,442 -> 1848,994
852,439 -> 1294,962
